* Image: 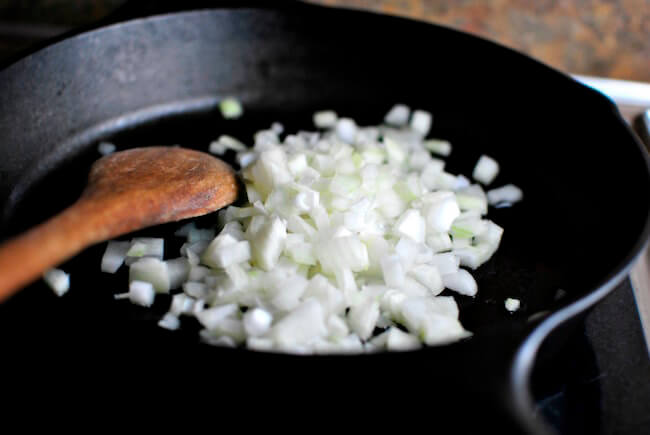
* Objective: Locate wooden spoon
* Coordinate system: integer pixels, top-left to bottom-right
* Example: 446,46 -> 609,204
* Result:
0,146 -> 239,303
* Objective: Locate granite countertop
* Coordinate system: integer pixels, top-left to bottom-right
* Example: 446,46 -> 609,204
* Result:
0,0 -> 648,83
313,0 -> 650,83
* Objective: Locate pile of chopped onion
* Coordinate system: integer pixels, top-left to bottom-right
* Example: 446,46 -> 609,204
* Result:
103,103 -> 522,354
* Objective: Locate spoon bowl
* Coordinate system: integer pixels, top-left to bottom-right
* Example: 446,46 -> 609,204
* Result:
0,146 -> 238,302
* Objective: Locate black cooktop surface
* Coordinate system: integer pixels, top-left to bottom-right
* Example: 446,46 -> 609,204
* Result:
532,278 -> 650,434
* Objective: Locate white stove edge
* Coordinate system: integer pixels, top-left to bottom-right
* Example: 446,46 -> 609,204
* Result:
572,74 -> 650,355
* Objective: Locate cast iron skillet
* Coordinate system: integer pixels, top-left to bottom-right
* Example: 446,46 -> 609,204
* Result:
0,1 -> 648,432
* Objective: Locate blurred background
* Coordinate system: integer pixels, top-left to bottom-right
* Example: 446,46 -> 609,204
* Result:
0,0 -> 648,82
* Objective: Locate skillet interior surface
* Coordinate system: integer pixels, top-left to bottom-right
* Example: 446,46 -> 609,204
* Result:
0,5 -> 648,432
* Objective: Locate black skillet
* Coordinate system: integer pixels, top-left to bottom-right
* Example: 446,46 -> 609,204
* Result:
0,1 -> 648,432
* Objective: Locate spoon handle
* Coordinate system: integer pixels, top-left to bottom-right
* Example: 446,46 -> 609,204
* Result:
0,199 -> 101,302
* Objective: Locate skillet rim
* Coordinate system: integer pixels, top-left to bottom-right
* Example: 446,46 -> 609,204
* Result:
1,6 -> 649,434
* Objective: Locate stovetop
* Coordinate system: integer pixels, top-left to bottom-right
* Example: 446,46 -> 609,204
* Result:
531,278 -> 650,434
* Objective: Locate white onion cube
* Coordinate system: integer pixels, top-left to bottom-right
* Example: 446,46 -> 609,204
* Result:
473,155 -> 500,185
271,299 -> 327,348
129,280 -> 155,307
196,304 -> 239,330
129,257 -> 170,293
335,118 -> 358,144
101,241 -> 130,273
313,110 -> 338,128
442,269 -> 478,296
243,308 -> 273,336
43,268 -> 70,297
505,298 -> 521,312
381,255 -> 405,288
248,216 -> 287,271
384,104 -> 410,126
348,300 -> 380,340
410,110 -> 432,136
487,184 -> 523,206
394,209 -> 426,243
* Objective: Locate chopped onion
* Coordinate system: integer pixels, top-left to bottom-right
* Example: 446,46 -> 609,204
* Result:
424,139 -> 451,156
219,97 -> 243,119
97,141 -> 116,155
158,313 -> 180,330
243,308 -> 273,336
442,269 -> 477,296
103,104 -> 522,354
384,104 -> 410,126
129,257 -> 170,293
410,110 -> 432,136
43,268 -> 69,297
473,155 -> 500,185
101,241 -> 130,273
127,280 -> 156,307
505,298 -> 521,312
487,184 -> 523,206
335,118 -> 357,144
313,110 -> 338,128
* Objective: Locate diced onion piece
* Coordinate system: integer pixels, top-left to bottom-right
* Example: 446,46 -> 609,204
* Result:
237,151 -> 257,168
128,280 -> 156,307
248,216 -> 287,271
170,293 -> 196,316
348,300 -> 380,340
317,236 -> 369,274
209,135 -> 246,155
395,237 -> 418,271
410,110 -> 432,136
473,154 -> 500,185
442,269 -> 477,296
423,194 -> 460,233
97,141 -> 116,155
101,241 -> 130,273
424,139 -> 451,156
271,122 -> 284,135
270,299 -> 327,348
200,330 -> 239,347
269,275 -> 308,311
304,274 -> 346,316
246,148 -> 291,198
384,137 -> 406,166
196,304 -> 239,330
243,308 -> 273,336
381,254 -> 405,288
384,104 -> 410,126
43,268 -> 70,297
372,327 -> 422,351
394,209 -> 426,243
336,118 -> 357,144
427,233 -> 453,253
487,184 -> 523,206
166,257 -> 190,290
247,337 -> 275,351
129,257 -> 170,293
313,110 -> 338,128
505,298 -> 521,312
410,264 -> 444,296
456,184 -> 488,215
220,97 -> 243,119
430,253 -> 460,275
183,282 -> 209,299
127,237 -> 164,260
158,313 -> 180,330
203,238 -> 251,269
288,153 -> 308,177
